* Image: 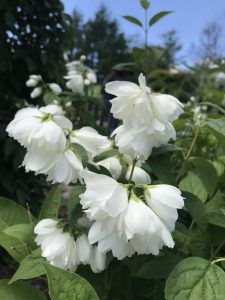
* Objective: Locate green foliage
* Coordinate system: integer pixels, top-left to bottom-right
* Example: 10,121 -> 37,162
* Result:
140,0 -> 150,10
39,186 -> 61,220
179,171 -> 208,202
148,154 -> 176,185
94,149 -> 119,162
149,11 -> 173,27
206,192 -> 225,228
0,196 -> 36,226
44,264 -> 100,300
165,257 -> 225,300
183,192 -> 208,232
9,249 -> 45,284
122,16 -> 143,27
207,118 -> 225,150
4,224 -> 36,249
0,279 -> 47,300
72,143 -> 89,167
189,157 -> 218,196
67,185 -> 86,224
135,255 -> 182,279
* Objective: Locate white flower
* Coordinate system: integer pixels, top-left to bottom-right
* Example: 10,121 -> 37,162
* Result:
123,196 -> 170,255
84,79 -> 91,85
97,156 -> 122,180
76,234 -> 92,264
76,233 -> 106,273
89,246 -> 106,273
39,104 -> 64,116
34,219 -> 78,271
31,87 -> 42,98
112,123 -> 176,161
80,55 -> 86,62
26,75 -> 42,87
6,104 -> 72,150
145,185 -> 184,231
65,59 -> 97,94
23,147 -> 83,185
70,127 -> 111,159
86,71 -> 97,84
49,83 -> 62,95
126,166 -> 151,184
66,74 -> 84,94
88,218 -> 134,259
106,73 -> 182,160
45,149 -> 83,184
82,172 -> 184,259
106,73 -> 183,133
35,219 -> 106,273
23,147 -> 58,174
80,171 -> 128,219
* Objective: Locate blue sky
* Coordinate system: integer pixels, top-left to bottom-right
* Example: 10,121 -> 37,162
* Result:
62,0 -> 225,62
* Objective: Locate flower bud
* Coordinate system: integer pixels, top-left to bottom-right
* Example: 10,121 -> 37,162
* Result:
49,83 -> 62,95
30,87 -> 42,98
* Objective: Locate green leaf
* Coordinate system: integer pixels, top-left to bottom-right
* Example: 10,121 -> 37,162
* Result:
123,16 -> 143,27
44,264 -> 99,300
148,155 -> 176,185
140,0 -> 150,10
149,11 -> 173,26
94,149 -> 119,163
0,279 -> 47,300
4,223 -> 36,249
39,186 -> 61,220
165,257 -> 225,300
0,197 -> 36,227
206,118 -> 225,150
0,218 -> 7,231
151,144 -> 182,157
183,192 -> 208,232
0,232 -> 30,262
43,91 -> 56,105
207,67 -> 225,75
67,185 -> 85,223
179,171 -> 208,202
135,255 -> 182,279
10,248 -> 45,284
206,192 -> 225,228
189,157 -> 218,196
72,143 -> 89,167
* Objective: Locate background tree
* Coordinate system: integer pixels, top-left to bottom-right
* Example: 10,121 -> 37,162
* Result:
0,0 -> 71,206
69,6 -> 131,81
67,9 -> 84,60
196,20 -> 224,61
160,29 -> 182,65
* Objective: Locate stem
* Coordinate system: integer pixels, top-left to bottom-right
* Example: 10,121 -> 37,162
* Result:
128,159 -> 137,183
211,257 -> 225,265
210,238 -> 225,261
144,9 -> 148,47
199,102 -> 225,115
26,202 -> 33,225
176,124 -> 201,182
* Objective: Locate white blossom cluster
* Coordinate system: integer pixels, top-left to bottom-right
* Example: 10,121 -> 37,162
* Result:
106,73 -> 183,161
26,74 -> 62,99
7,73 -> 185,273
35,219 -> 106,273
64,55 -> 97,94
6,104 -> 110,185
80,171 -> 184,260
